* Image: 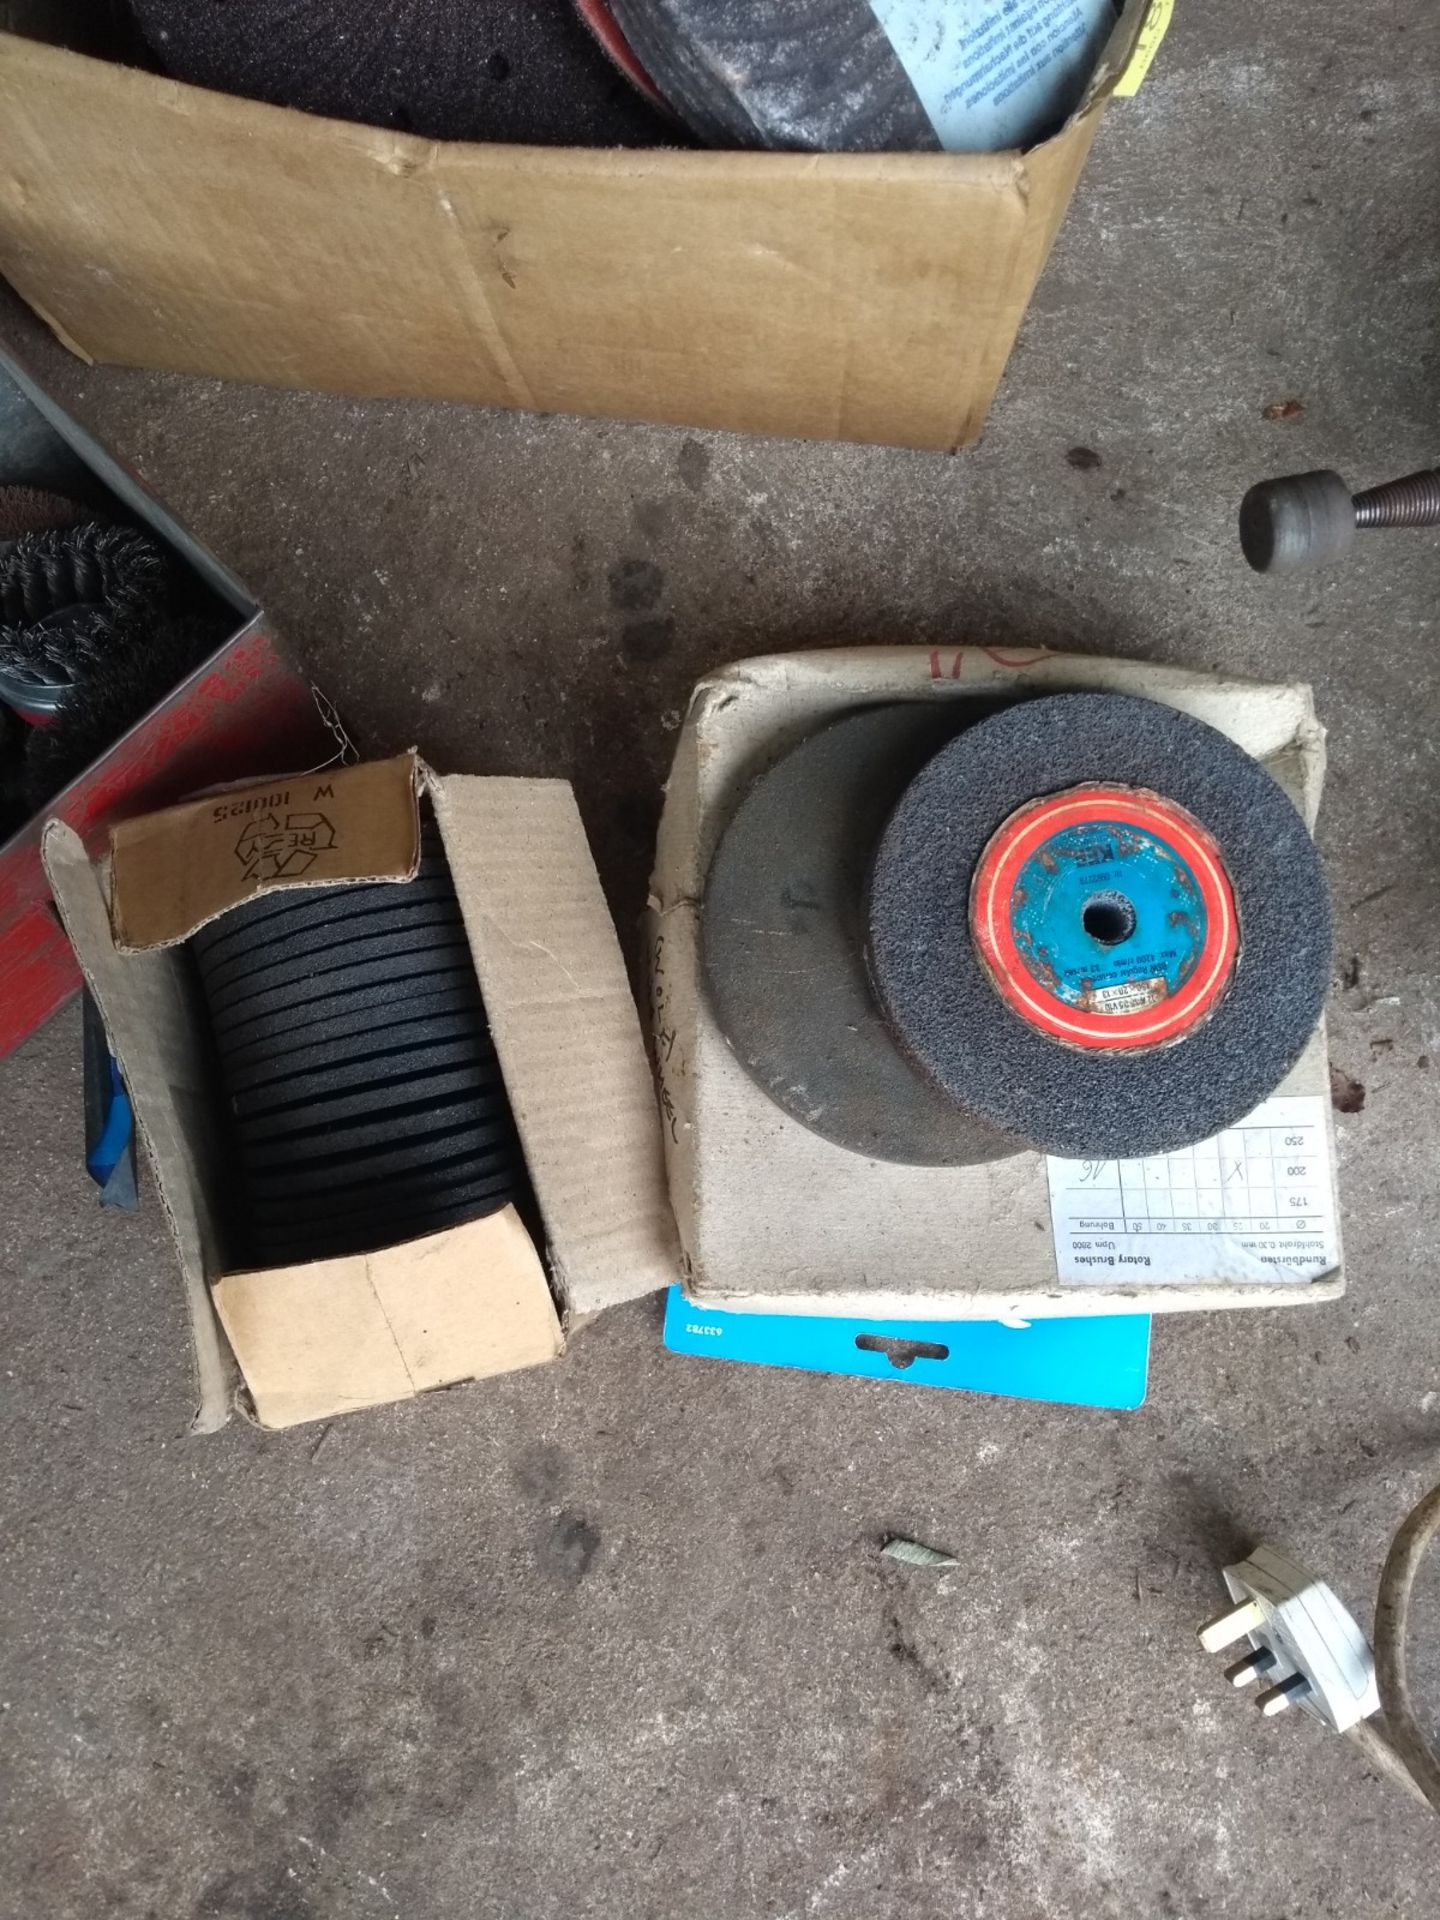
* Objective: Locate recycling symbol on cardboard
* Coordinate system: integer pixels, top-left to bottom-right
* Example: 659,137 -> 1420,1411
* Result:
235,811 -> 337,882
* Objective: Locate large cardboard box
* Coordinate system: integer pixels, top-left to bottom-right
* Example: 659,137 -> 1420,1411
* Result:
650,646 -> 1343,1324
0,4 -> 1163,452
46,752 -> 679,1431
0,341 -> 331,1056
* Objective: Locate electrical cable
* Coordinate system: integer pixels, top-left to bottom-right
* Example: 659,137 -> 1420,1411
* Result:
1371,1481 -> 1440,1812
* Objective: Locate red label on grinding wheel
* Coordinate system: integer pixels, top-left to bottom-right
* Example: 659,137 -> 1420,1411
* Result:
969,785 -> 1239,1053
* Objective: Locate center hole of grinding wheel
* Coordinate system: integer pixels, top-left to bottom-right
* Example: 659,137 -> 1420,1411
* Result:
1081,892 -> 1137,946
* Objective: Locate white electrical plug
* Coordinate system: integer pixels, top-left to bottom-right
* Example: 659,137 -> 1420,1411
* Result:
1198,1543 -> 1380,1732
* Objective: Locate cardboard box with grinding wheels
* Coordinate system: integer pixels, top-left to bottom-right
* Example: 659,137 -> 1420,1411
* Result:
649,647 -> 1342,1324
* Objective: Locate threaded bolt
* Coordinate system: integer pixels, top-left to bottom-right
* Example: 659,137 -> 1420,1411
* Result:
1353,468 -> 1440,530
1241,466 -> 1440,573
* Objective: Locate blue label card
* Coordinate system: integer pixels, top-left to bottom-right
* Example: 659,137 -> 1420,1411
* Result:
869,0 -> 1116,152
664,1289 -> 1149,1411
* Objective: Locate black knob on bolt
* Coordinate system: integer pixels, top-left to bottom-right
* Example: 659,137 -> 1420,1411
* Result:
1240,466 -> 1440,573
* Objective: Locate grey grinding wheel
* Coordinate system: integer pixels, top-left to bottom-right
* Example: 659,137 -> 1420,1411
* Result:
868,693 -> 1333,1160
702,702 -> 1021,1166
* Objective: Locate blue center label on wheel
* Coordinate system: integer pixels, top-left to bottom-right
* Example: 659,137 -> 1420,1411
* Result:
1011,820 -> 1206,1015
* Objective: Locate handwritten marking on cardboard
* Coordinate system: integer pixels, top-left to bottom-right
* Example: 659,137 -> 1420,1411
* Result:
1047,1094 -> 1338,1286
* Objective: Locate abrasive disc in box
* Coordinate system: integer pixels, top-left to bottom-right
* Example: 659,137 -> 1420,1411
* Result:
868,693 -> 1333,1160
230,1035 -> 499,1119
702,703 -> 1020,1166
207,949 -> 480,1043
248,1183 -> 520,1264
601,0 -> 1117,152
197,921 -> 476,1013
217,974 -> 485,1061
242,1110 -> 521,1184
129,0 -> 674,147
237,1064 -> 511,1152
247,1162 -> 524,1237
226,1009 -> 494,1096
197,907 -> 467,993
193,882 -> 464,971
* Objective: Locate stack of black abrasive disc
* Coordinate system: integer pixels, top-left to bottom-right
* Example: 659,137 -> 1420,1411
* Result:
598,0 -> 1119,152
701,702 -> 1022,1166
868,694 -> 1333,1160
127,0 -> 678,147
192,815 -> 527,1267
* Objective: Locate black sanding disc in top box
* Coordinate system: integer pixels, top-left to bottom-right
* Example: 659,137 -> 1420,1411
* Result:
127,0 -> 676,146
602,0 -> 938,151
867,693 -> 1333,1160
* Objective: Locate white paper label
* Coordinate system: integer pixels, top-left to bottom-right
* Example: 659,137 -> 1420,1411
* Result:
1046,1096 -> 1340,1287
869,0 -> 1115,152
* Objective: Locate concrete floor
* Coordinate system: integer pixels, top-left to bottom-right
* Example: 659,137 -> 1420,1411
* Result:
5,4 -> 1440,1914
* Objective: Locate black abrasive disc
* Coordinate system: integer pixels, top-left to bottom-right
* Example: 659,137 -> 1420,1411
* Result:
601,0 -> 1120,152
225,1009 -> 492,1095
603,0 -> 938,151
868,694 -> 1333,1160
205,951 -> 480,1045
192,805 -> 529,1266
702,703 -> 1020,1166
229,1035 -> 500,1119
192,880 -> 463,969
244,1126 -> 522,1194
128,0 -> 676,147
216,974 -> 485,1062
199,922 -> 474,1014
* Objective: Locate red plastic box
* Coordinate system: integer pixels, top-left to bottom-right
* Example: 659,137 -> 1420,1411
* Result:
0,343 -> 334,1057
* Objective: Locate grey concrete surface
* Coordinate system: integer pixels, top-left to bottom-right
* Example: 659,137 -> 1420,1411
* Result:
5,3 -> 1440,1915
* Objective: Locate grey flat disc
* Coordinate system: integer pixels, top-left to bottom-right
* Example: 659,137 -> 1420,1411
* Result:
869,693 -> 1334,1159
701,703 -> 1021,1166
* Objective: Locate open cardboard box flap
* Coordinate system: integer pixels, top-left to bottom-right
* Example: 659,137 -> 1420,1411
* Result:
108,752 -> 424,950
45,753 -> 679,1431
0,4 -> 1160,451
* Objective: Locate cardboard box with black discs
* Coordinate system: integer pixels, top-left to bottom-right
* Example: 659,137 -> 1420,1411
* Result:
46,751 -> 679,1431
